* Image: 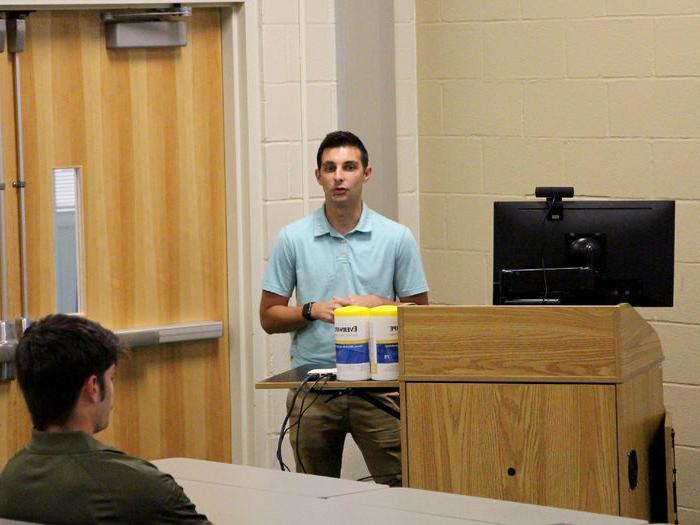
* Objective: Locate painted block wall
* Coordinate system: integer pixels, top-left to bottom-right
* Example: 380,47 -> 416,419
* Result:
256,0 -> 339,475
416,1 -> 700,523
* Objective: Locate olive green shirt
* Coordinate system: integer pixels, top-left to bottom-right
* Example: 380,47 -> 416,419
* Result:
0,430 -> 211,524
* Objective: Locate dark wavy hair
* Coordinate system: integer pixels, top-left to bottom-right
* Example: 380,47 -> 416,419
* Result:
316,130 -> 369,171
16,314 -> 124,431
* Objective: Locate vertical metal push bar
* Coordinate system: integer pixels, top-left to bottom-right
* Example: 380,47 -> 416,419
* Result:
0,18 -> 7,320
12,53 -> 28,319
9,15 -> 29,321
0,17 -> 19,381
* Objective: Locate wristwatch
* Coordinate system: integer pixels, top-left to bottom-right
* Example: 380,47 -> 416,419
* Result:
302,302 -> 315,321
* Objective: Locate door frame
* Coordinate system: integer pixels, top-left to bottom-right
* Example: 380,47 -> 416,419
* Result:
0,0 -> 262,466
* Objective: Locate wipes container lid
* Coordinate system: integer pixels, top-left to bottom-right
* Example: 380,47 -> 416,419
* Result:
370,305 -> 398,316
334,305 -> 370,317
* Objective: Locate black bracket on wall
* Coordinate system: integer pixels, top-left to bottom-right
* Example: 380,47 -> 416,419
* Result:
6,12 -> 31,54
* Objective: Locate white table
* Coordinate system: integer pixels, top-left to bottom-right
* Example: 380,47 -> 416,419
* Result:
155,458 -> 652,525
331,487 -> 649,525
174,477 -> 530,525
153,457 -> 389,498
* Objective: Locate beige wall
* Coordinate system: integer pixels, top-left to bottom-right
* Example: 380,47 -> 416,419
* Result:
254,0 -> 339,472
416,1 -> 700,523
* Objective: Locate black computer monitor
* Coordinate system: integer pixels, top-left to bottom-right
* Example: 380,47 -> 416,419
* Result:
493,196 -> 675,306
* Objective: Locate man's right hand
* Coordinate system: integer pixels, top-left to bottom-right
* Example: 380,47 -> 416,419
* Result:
312,298 -> 351,323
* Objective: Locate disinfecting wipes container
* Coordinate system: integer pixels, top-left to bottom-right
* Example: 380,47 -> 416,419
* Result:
334,306 -> 370,381
369,305 -> 399,380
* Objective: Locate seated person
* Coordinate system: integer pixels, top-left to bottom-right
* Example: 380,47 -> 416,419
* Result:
0,314 -> 211,524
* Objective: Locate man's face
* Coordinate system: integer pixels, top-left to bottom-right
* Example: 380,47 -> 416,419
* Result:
315,146 -> 371,207
94,364 -> 115,433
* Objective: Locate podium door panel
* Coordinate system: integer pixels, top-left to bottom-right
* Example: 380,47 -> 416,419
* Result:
404,382 -> 619,514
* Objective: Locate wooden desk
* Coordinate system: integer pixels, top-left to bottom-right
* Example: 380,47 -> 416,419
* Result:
255,364 -> 398,390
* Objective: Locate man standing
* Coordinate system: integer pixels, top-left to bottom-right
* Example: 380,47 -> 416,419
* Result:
0,314 -> 211,524
260,130 -> 429,484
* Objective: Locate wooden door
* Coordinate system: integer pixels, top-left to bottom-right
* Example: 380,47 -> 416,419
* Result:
0,9 -> 231,464
404,382 -> 619,514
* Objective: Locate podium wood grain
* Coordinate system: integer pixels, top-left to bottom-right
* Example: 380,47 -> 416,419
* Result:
405,382 -> 619,514
398,305 -> 662,383
615,366 -> 665,518
399,305 -> 666,521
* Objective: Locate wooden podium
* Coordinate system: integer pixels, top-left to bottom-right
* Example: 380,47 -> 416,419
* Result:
398,305 -> 666,520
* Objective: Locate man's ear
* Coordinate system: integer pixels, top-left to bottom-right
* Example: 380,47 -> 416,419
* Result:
315,168 -> 322,184
363,166 -> 372,183
83,374 -> 100,403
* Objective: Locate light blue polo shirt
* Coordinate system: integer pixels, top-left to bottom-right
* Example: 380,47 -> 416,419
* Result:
262,204 -> 428,367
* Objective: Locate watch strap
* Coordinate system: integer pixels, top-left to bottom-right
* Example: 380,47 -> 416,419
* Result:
302,302 -> 315,321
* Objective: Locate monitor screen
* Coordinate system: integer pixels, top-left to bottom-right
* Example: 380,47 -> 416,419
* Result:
493,200 -> 675,306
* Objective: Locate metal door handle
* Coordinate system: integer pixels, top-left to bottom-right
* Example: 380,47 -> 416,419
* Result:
114,321 -> 223,348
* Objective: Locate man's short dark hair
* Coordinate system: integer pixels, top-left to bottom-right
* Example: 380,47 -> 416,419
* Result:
16,314 -> 123,431
316,130 -> 369,171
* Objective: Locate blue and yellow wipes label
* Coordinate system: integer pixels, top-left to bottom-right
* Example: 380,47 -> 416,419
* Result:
375,340 -> 398,363
335,340 -> 370,364
369,305 -> 399,380
334,306 -> 371,380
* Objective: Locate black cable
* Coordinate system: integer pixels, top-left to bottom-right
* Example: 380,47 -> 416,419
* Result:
356,472 -> 402,485
352,389 -> 400,419
276,373 -> 331,472
277,377 -> 312,471
540,197 -> 557,303
294,375 -> 327,473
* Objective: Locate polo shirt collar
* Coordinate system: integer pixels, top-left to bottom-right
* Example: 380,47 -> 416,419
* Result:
27,429 -> 113,454
313,203 -> 372,238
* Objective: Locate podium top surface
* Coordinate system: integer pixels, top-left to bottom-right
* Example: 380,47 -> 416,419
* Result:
398,304 -> 663,383
256,365 -> 398,390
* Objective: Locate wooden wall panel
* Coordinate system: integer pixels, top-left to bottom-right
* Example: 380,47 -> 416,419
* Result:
0,9 -> 230,464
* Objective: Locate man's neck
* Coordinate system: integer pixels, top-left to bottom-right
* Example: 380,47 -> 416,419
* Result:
43,418 -> 94,434
325,201 -> 363,236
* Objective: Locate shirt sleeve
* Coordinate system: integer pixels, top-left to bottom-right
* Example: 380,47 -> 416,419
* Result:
394,227 -> 429,298
91,453 -> 213,524
262,228 -> 296,298
158,472 -> 213,524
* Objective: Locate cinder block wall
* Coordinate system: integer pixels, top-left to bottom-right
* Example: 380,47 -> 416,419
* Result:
416,1 -> 700,522
256,0 -> 339,470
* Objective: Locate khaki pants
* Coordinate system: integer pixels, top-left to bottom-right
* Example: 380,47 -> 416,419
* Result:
286,389 -> 401,486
